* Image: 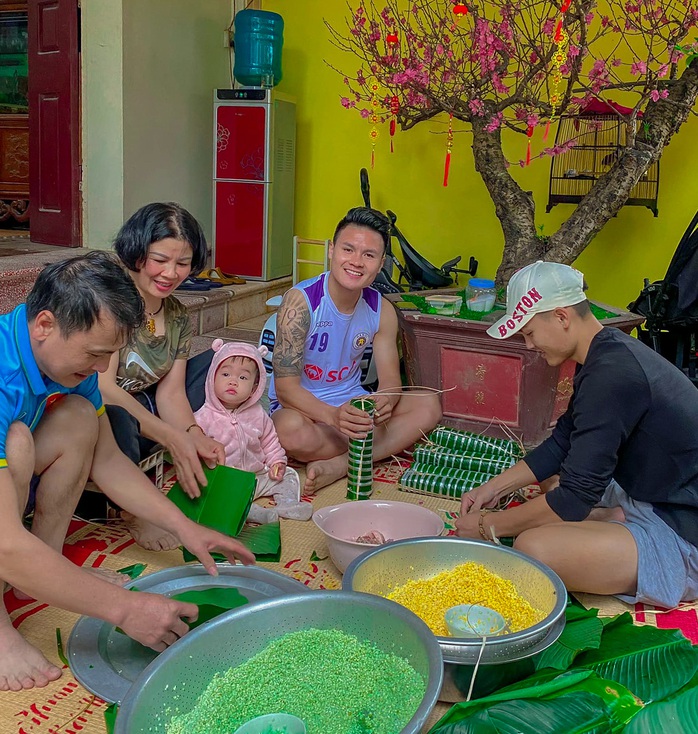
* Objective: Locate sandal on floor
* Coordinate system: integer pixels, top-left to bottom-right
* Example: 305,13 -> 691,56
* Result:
199,267 -> 247,285
176,277 -> 225,291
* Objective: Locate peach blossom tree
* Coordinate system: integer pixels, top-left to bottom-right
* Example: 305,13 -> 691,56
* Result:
328,0 -> 698,283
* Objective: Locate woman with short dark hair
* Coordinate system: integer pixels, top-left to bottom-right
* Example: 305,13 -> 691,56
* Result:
99,202 -> 222,550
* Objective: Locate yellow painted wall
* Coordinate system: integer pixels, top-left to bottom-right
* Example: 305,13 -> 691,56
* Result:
263,0 -> 698,309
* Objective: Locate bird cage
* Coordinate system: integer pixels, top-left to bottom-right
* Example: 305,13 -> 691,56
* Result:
547,102 -> 659,216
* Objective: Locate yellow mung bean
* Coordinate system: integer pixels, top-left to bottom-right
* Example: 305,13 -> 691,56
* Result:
386,562 -> 543,636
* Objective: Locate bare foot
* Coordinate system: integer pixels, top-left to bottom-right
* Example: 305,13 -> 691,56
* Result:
0,619 -> 62,691
121,512 -> 180,551
588,506 -> 626,523
85,566 -> 130,587
304,455 -> 348,494
13,566 -> 128,601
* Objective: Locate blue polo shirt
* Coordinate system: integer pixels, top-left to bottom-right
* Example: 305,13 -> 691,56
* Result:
0,304 -> 104,467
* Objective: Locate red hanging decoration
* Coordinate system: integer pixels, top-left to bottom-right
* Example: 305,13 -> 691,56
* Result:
386,32 -> 399,46
450,2 -> 468,32
389,95 -> 399,153
543,119 -> 551,141
443,113 -> 454,186
525,124 -> 534,166
554,19 -> 564,43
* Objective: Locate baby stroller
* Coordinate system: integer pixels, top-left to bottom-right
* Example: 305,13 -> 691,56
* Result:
628,209 -> 698,387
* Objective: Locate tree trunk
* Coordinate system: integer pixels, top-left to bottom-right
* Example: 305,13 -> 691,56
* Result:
470,118 -> 538,285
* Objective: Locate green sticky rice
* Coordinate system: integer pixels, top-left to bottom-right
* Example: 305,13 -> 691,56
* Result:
166,628 -> 426,734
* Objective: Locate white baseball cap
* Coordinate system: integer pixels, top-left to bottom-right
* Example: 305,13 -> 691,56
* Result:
487,261 -> 586,339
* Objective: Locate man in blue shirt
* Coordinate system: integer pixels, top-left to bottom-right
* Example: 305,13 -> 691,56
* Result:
0,253 -> 254,692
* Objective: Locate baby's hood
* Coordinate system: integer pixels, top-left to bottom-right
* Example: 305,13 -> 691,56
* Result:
204,339 -> 268,413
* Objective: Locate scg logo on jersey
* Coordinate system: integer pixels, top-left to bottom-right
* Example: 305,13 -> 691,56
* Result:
304,364 -> 323,381
326,360 -> 357,382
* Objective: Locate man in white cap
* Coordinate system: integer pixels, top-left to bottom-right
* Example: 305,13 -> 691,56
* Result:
456,261 -> 698,608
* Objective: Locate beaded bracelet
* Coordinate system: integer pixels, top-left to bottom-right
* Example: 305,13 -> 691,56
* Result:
185,423 -> 201,434
478,509 -> 492,542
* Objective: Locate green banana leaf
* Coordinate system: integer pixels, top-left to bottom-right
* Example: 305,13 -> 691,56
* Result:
623,685 -> 698,733
572,613 -> 698,702
172,587 -> 249,629
431,691 -> 616,734
116,562 -> 147,579
429,671 -> 641,733
104,703 -> 118,734
663,670 -> 698,702
535,607 -> 604,671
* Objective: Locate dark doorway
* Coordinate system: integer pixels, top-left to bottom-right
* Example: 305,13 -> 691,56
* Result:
28,0 -> 80,246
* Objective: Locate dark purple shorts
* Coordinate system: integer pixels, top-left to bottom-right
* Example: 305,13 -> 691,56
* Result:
25,475 -> 40,516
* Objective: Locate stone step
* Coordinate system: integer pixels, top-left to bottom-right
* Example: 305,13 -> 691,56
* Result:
0,246 -> 91,314
176,276 -> 290,336
190,314 -> 276,358
207,313 -> 271,343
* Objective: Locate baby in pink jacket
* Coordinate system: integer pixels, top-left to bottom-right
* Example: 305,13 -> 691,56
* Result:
194,340 -> 312,523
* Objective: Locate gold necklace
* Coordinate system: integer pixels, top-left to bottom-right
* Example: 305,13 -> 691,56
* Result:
145,301 -> 164,334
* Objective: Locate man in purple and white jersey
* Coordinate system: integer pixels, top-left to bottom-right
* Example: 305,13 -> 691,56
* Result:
270,207 -> 441,493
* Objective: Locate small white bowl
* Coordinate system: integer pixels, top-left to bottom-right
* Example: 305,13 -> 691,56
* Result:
313,500 -> 445,573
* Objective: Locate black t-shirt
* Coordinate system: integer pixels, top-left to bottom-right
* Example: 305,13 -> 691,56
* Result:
524,327 -> 698,547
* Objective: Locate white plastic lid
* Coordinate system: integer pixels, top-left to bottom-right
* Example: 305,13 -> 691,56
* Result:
426,294 -> 462,304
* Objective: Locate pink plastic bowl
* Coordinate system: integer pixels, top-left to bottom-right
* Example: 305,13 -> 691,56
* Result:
313,500 -> 445,573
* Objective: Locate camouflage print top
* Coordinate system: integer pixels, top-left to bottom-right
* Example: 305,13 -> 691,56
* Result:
116,296 -> 192,393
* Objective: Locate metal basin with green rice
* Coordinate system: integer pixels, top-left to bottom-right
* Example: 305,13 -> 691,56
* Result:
343,537 -> 567,701
114,590 -> 444,734
68,564 -> 309,704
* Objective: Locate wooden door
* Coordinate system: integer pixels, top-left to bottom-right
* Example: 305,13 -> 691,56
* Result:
27,0 -> 80,246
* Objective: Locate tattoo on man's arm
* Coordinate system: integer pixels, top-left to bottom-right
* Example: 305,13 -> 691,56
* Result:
273,291 -> 310,378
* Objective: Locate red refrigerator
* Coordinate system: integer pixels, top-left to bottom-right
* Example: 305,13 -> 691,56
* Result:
213,89 -> 296,281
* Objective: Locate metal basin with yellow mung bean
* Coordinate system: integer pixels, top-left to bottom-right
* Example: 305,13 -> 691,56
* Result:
343,537 -> 567,701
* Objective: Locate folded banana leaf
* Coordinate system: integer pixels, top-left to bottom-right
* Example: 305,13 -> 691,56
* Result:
429,670 -> 641,733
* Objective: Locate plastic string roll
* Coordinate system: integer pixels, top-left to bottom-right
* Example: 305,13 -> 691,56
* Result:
346,397 -> 375,501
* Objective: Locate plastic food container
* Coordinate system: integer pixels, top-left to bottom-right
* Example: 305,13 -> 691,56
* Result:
312,500 -> 444,573
466,278 -> 496,312
425,294 -> 463,315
